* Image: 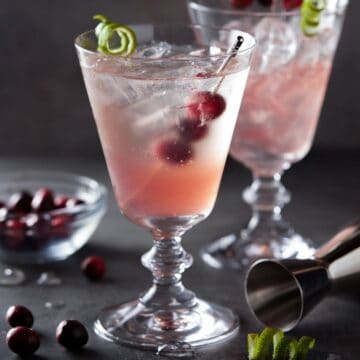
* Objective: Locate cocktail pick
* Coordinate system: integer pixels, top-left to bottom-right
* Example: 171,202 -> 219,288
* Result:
213,35 -> 244,92
245,219 -> 360,331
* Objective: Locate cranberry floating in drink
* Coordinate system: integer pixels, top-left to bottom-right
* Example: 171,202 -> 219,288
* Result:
76,18 -> 254,353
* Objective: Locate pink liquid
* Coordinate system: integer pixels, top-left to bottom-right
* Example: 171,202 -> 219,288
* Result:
230,61 -> 332,175
82,65 -> 249,226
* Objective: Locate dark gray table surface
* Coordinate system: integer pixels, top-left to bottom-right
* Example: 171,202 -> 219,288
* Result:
0,152 -> 359,359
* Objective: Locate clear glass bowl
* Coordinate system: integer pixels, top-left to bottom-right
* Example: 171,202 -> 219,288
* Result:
0,171 -> 107,264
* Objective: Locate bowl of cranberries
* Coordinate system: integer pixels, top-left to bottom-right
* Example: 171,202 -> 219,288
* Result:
0,172 -> 107,263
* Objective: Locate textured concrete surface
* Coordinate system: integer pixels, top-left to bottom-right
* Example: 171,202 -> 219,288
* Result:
0,153 -> 358,359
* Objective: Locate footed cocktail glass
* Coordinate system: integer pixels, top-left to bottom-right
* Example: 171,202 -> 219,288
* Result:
188,0 -> 348,268
75,24 -> 254,352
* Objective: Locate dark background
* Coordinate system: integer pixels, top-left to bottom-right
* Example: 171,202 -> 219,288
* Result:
0,2 -> 359,359
0,0 -> 359,158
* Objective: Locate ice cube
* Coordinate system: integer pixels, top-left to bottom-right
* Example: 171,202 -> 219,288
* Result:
319,27 -> 340,58
135,41 -> 172,59
221,18 -> 255,34
252,18 -> 298,73
297,37 -> 321,66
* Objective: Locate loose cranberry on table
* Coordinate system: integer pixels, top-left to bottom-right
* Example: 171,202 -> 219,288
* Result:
31,188 -> 55,212
6,305 -> 34,328
230,0 -> 253,8
186,91 -> 226,122
56,320 -> 89,349
7,191 -> 33,214
178,118 -> 208,142
7,326 -> 40,356
81,256 -> 106,280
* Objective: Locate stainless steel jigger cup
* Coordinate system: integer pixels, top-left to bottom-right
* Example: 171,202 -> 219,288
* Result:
245,220 -> 360,331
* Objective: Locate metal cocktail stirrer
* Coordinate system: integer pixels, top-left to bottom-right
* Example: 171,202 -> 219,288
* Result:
213,35 -> 244,93
245,219 -> 360,331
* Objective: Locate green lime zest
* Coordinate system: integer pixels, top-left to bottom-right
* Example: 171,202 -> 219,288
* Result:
249,328 -> 278,360
248,333 -> 259,360
273,331 -> 290,360
289,337 -> 316,360
247,328 -> 316,360
301,0 -> 327,37
93,14 -> 137,56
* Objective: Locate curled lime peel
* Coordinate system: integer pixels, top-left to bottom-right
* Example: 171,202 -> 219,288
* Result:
93,14 -> 137,56
301,0 -> 327,37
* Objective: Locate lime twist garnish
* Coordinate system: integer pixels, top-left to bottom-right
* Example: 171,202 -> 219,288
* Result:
93,14 -> 137,55
247,328 -> 316,360
301,0 -> 327,36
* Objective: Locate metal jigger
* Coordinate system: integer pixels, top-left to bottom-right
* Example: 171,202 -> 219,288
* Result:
245,220 -> 360,331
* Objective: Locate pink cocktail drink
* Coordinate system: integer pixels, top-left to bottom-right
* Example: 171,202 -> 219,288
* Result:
231,60 -> 332,175
82,55 -> 249,230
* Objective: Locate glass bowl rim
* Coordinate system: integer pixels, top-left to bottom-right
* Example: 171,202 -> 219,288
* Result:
0,170 -> 107,218
74,23 -> 256,62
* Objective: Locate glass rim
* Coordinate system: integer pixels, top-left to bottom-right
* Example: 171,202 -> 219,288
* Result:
187,0 -> 344,17
74,23 -> 256,62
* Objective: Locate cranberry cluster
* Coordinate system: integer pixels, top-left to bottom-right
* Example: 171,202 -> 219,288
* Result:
6,305 -> 88,356
230,0 -> 302,9
154,91 -> 226,165
0,188 -> 85,251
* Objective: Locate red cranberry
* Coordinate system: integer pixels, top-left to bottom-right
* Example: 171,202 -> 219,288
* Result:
51,215 -> 71,238
56,320 -> 88,349
66,198 -> 85,208
6,219 -> 26,236
7,327 -> 40,356
54,195 -> 70,209
195,72 -> 211,78
283,0 -> 302,9
8,191 -> 32,214
51,214 -> 71,228
258,0 -> 273,5
178,118 -> 208,141
81,256 -> 106,280
154,139 -> 193,165
186,91 -> 226,122
31,188 -> 55,212
231,0 -> 253,7
6,305 -> 34,328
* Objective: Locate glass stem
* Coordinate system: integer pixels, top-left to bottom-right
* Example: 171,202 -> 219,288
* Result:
242,173 -> 291,237
141,236 -> 196,311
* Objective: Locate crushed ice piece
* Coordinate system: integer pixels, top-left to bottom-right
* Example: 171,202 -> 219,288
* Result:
37,272 -> 62,286
252,17 -> 297,73
135,41 -> 172,59
0,267 -> 25,286
44,300 -> 66,309
156,341 -> 194,357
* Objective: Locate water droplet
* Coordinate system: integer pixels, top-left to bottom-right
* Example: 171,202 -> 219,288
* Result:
44,301 -> 65,309
156,341 -> 194,357
37,272 -> 62,286
0,267 -> 25,286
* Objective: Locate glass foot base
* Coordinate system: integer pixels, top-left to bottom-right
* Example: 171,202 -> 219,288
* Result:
201,231 -> 316,270
94,298 -> 239,354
